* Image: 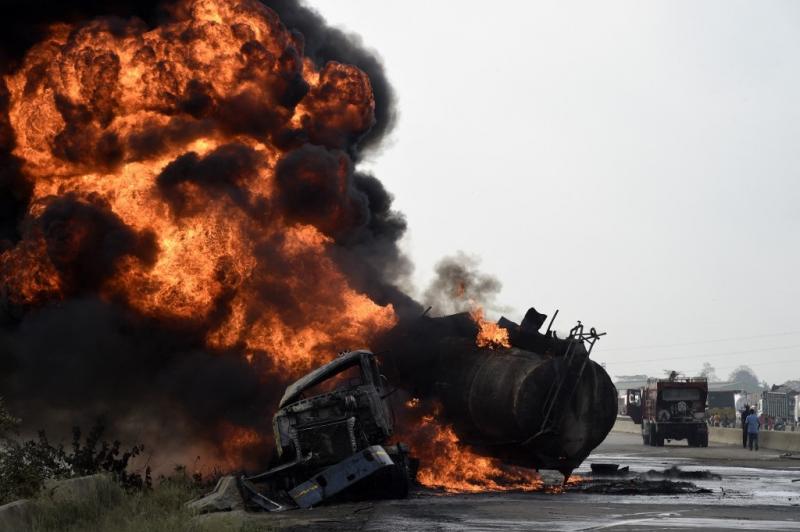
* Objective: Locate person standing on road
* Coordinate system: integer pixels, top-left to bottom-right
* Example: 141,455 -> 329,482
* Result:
745,408 -> 760,451
740,405 -> 749,449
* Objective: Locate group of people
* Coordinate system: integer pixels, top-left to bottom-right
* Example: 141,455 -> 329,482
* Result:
707,413 -> 732,427
740,405 -> 761,451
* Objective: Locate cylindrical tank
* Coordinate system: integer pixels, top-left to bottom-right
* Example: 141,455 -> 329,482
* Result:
377,313 -> 618,476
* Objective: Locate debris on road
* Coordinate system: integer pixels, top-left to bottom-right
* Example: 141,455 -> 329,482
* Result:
581,464 -> 719,494
187,476 -> 244,514
573,477 -> 712,495
646,465 -> 721,481
590,463 -> 629,476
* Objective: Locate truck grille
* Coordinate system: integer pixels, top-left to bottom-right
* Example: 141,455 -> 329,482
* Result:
295,417 -> 357,464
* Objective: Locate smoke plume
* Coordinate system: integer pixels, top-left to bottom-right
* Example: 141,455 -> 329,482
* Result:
0,0 -> 418,466
423,252 -> 504,316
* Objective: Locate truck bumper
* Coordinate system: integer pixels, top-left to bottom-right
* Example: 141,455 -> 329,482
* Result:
654,422 -> 707,440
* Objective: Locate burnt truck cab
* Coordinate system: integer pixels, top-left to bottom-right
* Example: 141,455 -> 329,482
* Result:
627,375 -> 708,447
239,350 -> 413,511
273,350 -> 394,466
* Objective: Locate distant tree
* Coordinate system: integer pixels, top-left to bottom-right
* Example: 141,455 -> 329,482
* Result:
728,365 -> 760,392
781,380 -> 800,392
700,362 -> 719,382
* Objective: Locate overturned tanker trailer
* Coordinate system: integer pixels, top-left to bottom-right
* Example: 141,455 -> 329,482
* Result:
376,308 -> 619,477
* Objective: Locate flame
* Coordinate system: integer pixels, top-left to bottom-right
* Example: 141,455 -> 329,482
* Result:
470,307 -> 510,349
219,423 -> 267,469
409,410 -> 542,493
0,0 -> 405,469
1,0 -> 396,380
405,397 -> 421,409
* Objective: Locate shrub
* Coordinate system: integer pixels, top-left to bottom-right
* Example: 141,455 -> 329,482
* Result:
0,407 -> 150,504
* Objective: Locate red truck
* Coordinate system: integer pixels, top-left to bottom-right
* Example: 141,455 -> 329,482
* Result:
626,374 -> 709,447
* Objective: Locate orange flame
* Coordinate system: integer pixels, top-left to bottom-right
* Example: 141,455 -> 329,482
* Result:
219,423 -> 267,470
411,411 -> 542,493
1,0 -> 397,380
470,307 -> 510,349
0,0 -> 405,468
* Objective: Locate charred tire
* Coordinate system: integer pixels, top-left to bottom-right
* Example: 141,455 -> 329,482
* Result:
386,454 -> 411,499
383,444 -> 414,500
386,458 -> 411,499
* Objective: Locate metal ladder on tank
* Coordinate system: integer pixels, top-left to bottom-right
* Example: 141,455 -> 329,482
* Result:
527,322 -> 605,447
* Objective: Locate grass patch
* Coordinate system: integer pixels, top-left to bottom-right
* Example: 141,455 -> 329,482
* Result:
28,475 -> 265,532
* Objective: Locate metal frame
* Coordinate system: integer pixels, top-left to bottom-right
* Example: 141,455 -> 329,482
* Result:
532,321 -> 606,442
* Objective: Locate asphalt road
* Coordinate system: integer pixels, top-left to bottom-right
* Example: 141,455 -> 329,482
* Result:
197,431 -> 800,531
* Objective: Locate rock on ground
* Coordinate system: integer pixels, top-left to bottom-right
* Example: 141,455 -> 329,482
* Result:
0,499 -> 34,531
186,475 -> 244,514
42,473 -> 119,504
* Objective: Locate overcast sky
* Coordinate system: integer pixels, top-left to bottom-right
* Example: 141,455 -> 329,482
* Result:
311,1 -> 800,385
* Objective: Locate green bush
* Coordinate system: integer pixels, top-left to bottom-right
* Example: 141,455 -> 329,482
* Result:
0,400 -> 149,504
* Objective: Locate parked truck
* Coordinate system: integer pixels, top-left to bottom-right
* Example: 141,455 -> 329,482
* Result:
760,390 -> 796,426
626,373 -> 708,447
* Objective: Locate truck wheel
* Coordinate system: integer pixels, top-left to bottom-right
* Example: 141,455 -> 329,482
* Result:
687,436 -> 696,447
384,444 -> 413,499
701,434 -> 708,448
656,434 -> 665,447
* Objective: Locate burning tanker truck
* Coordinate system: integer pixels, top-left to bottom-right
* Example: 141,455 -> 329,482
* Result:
220,307 -> 618,511
377,308 -> 618,479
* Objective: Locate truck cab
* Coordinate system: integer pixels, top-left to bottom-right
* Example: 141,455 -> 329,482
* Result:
239,350 -> 414,511
273,350 -> 394,466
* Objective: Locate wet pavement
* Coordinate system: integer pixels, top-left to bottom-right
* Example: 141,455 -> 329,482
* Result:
574,432 -> 800,507
197,431 -> 800,531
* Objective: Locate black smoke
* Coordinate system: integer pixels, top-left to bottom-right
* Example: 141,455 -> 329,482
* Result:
264,0 -> 397,155
156,143 -> 264,218
423,252 -> 504,316
34,194 -> 158,295
0,297 -> 279,453
0,0 -> 416,465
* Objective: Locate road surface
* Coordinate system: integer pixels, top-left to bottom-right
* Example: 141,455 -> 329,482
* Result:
197,431 -> 800,531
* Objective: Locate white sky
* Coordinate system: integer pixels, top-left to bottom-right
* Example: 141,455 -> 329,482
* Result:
310,1 -> 800,385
